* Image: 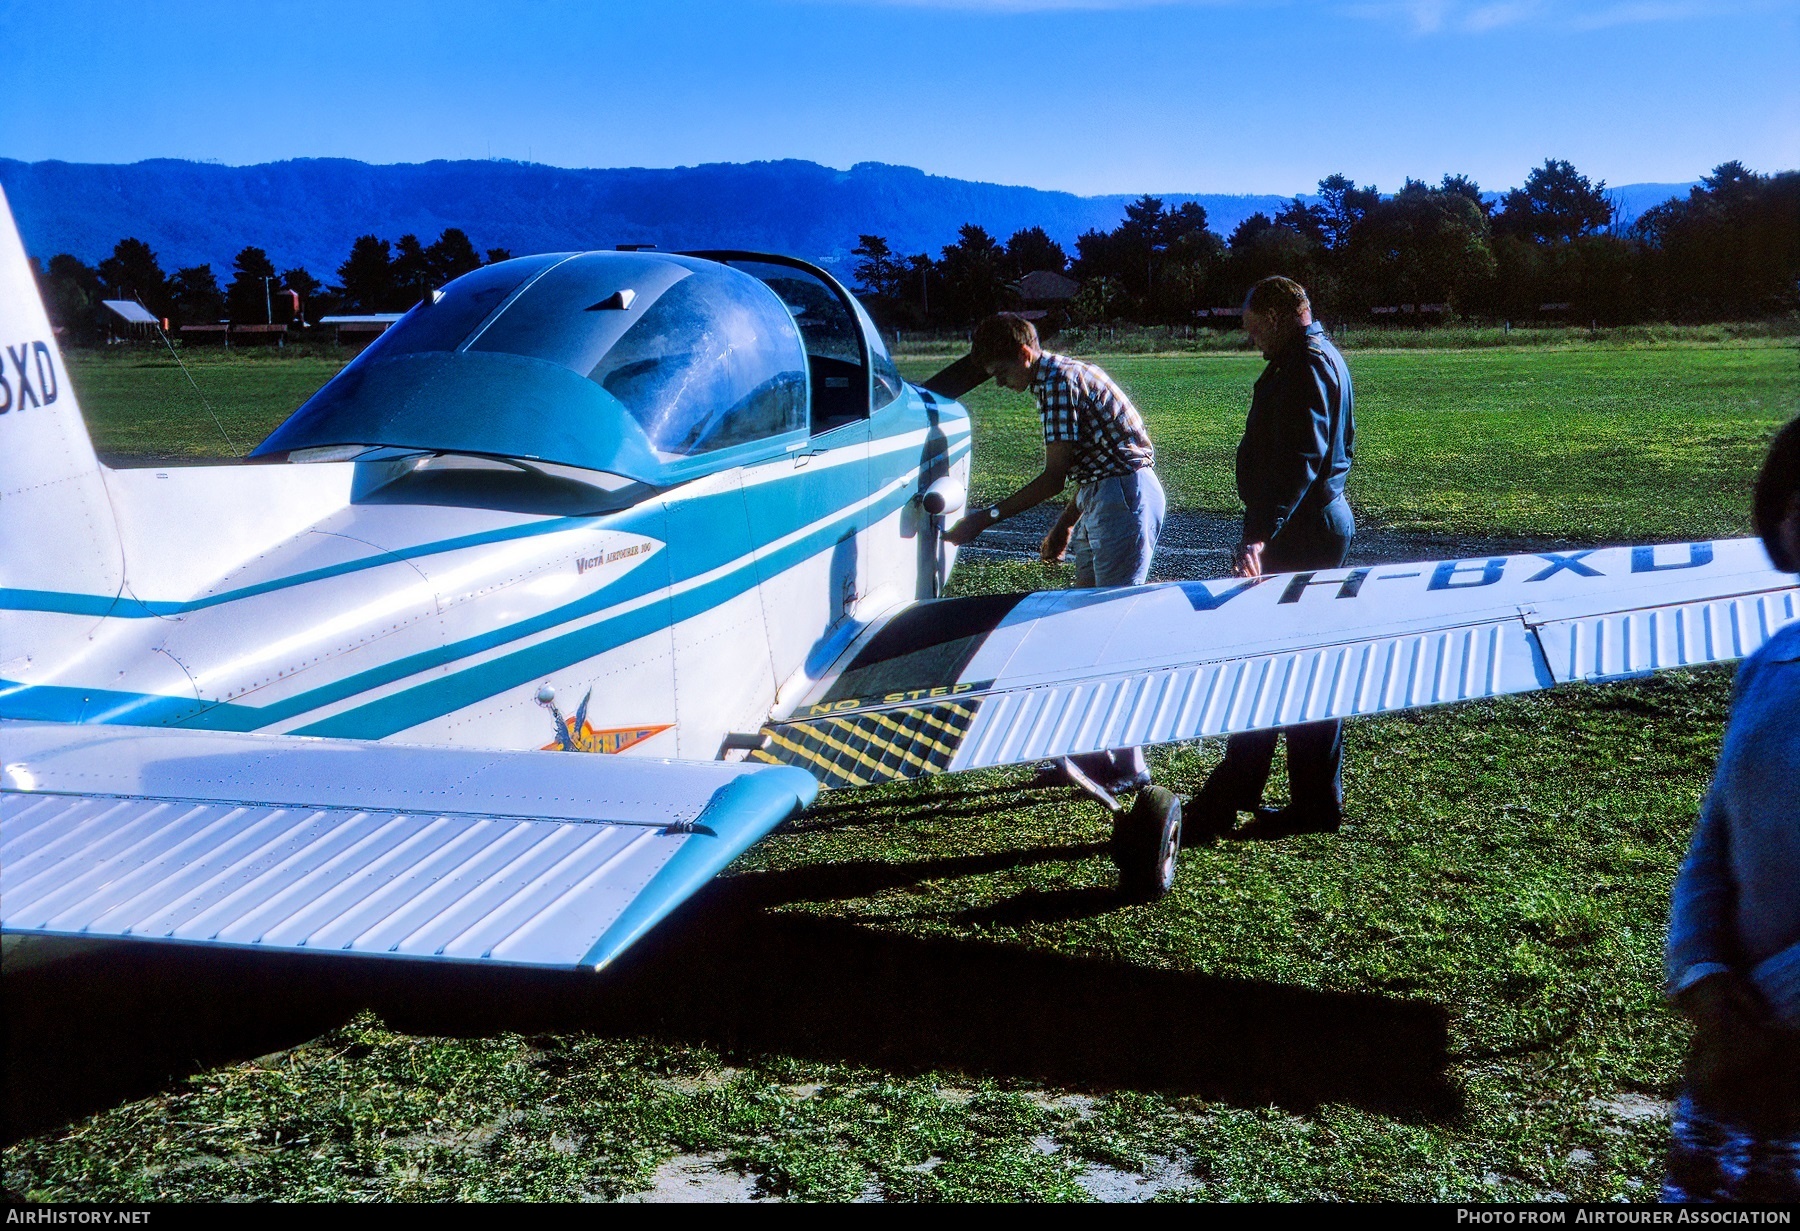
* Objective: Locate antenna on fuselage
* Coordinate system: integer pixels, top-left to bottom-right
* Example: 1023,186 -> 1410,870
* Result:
144,293 -> 238,455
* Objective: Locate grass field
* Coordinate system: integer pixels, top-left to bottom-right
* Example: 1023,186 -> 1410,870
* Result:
891,318 -> 1800,357
71,340 -> 1795,541
4,340 -> 1796,1202
940,345 -> 1796,542
66,349 -> 348,460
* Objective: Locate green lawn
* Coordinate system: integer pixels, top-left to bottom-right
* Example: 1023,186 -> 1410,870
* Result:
3,664 -> 1726,1201
5,341 -> 1795,1202
922,344 -> 1795,543
68,349 -> 347,459
71,342 -> 1795,544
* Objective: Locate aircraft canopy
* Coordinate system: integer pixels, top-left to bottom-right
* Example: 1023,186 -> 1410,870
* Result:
253,252 -> 810,484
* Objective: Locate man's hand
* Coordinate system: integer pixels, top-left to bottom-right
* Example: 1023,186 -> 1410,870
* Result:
1676,970 -> 1791,1121
1233,540 -> 1266,578
1040,497 -> 1080,563
944,510 -> 992,547
948,444 -> 1073,552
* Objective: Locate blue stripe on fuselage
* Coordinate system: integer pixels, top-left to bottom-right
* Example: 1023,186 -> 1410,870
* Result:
1,415 -> 964,614
3,416 -> 969,734
294,445 -> 953,738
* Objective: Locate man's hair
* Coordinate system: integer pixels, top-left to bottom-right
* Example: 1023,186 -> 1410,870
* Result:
1754,415 -> 1800,571
971,313 -> 1039,365
1243,276 -> 1311,320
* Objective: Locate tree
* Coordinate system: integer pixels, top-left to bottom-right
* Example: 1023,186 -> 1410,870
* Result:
389,235 -> 430,309
39,254 -> 103,340
1069,276 -> 1126,327
1345,180 -> 1495,313
1072,227 -> 1122,285
1069,197 -> 1224,322
1497,159 -> 1613,245
1315,174 -> 1380,251
1225,213 -> 1323,305
425,228 -> 482,284
1633,163 -> 1800,319
336,235 -> 393,313
96,238 -> 171,319
903,252 -> 937,325
169,265 -> 224,326
225,246 -> 278,323
851,234 -> 901,299
1003,227 -> 1067,277
485,247 -> 514,265
281,267 -> 322,324
1114,195 -> 1169,306
1439,174 -> 1486,208
1274,198 -> 1329,247
935,224 -> 1010,324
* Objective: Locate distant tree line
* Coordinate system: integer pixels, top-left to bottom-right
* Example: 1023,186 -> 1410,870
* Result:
29,157 -> 1798,342
854,159 -> 1800,329
33,227 -> 513,342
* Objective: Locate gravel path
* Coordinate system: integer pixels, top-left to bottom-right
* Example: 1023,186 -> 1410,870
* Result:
958,505 -> 1603,582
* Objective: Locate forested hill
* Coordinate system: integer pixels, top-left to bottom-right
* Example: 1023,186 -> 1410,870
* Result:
0,157 -> 1298,278
3,157 -> 1696,280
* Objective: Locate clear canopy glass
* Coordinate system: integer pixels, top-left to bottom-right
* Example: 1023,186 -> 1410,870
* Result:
256,252 -> 809,471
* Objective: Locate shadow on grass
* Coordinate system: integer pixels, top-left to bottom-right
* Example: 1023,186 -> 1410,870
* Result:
790,783 -> 1062,833
4,846 -> 1459,1144
800,781 -> 1040,818
955,887 -> 1123,926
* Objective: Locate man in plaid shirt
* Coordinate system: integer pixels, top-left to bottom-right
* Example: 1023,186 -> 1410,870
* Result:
945,313 -> 1166,791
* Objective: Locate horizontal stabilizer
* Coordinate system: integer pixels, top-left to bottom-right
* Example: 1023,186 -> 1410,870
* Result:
1,722 -> 816,969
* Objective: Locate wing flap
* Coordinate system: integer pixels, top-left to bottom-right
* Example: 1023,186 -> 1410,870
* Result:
1531,588 -> 1800,684
962,620 -> 1550,768
1,720 -> 817,969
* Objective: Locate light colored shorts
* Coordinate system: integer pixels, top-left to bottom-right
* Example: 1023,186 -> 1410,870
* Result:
1072,469 -> 1166,588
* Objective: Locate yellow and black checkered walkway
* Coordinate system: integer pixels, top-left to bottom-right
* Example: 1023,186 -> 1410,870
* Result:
750,701 -> 977,790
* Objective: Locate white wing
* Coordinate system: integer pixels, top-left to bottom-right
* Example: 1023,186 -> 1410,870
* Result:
752,538 -> 1798,788
1,722 -> 816,969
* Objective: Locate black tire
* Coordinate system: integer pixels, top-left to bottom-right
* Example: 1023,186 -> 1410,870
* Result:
1111,786 -> 1183,902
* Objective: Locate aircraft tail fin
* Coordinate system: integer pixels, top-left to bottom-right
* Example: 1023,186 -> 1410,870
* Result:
0,185 -> 124,604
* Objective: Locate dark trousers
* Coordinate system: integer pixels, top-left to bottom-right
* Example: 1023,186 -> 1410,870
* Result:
1666,1029 -> 1800,1202
1200,500 -> 1355,816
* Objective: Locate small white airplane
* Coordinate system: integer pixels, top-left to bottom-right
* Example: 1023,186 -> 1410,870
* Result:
2,185 -> 1795,972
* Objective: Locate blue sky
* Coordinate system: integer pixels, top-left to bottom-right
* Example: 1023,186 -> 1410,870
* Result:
1,0 -> 1794,196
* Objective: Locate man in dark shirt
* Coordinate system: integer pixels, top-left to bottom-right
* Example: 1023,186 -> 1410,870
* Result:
1662,417 -> 1800,1201
1189,276 -> 1357,839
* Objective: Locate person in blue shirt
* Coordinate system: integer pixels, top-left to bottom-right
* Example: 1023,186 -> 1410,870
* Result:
1186,276 -> 1356,839
1663,415 -> 1800,1202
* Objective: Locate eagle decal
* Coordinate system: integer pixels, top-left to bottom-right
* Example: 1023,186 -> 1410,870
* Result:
538,688 -> 671,754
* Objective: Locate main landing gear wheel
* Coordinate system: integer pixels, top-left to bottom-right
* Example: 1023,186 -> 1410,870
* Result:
1111,786 -> 1183,902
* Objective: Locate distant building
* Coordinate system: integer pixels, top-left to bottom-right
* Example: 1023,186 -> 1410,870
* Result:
319,313 -> 405,349
179,324 -> 230,346
1371,304 -> 1448,322
1010,270 -> 1079,327
100,299 -> 160,342
231,323 -> 288,348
